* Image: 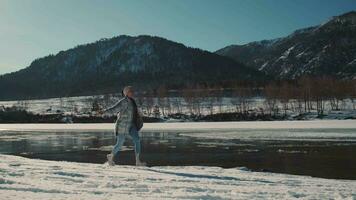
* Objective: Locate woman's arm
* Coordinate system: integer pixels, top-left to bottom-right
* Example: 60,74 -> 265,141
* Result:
102,98 -> 125,113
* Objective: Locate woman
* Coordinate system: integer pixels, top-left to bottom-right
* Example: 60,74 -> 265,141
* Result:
102,86 -> 145,166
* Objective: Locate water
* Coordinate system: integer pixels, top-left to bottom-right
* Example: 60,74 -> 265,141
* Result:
0,129 -> 356,180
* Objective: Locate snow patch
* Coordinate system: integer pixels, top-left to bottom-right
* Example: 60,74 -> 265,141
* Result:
348,59 -> 356,66
275,46 -> 295,63
296,51 -> 305,58
282,46 -> 295,58
259,62 -> 269,71
0,154 -> 355,199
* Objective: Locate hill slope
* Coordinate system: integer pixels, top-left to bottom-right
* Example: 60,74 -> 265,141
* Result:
0,35 -> 262,100
216,11 -> 356,79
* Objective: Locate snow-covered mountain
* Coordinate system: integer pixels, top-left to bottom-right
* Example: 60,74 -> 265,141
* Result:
0,35 -> 263,100
216,11 -> 356,79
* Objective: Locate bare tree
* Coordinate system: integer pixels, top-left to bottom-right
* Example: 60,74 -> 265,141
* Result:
191,85 -> 206,115
102,93 -> 115,109
59,97 -> 65,111
299,76 -> 313,112
171,97 -> 182,114
279,82 -> 292,116
264,83 -> 279,115
206,87 -> 216,115
91,97 -> 101,113
15,100 -> 29,111
352,80 -> 356,110
143,90 -> 154,116
157,86 -> 168,117
291,86 -> 304,115
230,86 -> 252,114
183,87 -> 194,114
215,88 -> 224,113
311,77 -> 329,116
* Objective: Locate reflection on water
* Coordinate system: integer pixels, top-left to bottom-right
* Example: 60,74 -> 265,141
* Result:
0,129 -> 356,180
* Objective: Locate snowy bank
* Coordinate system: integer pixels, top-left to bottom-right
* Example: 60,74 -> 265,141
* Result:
0,154 -> 355,200
0,120 -> 356,132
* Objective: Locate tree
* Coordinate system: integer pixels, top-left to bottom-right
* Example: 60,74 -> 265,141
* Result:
15,100 -> 29,111
192,84 -> 206,115
206,87 -> 216,115
183,87 -> 194,114
311,77 -> 329,116
59,97 -> 64,111
299,76 -> 313,112
157,86 -> 168,117
102,93 -> 114,109
143,90 -> 154,116
264,83 -> 279,115
352,80 -> 356,110
153,105 -> 160,118
91,98 -> 101,112
172,97 -> 182,114
290,85 -> 304,115
215,88 -> 224,114
279,82 -> 293,116
231,86 -> 253,114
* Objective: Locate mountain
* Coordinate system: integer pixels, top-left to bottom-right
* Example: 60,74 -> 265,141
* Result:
0,35 -> 263,100
216,11 -> 356,79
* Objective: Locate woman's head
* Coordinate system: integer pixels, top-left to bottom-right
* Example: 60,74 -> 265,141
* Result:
123,86 -> 134,98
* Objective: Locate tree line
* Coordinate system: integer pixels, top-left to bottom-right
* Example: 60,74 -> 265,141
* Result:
129,76 -> 356,118
2,76 -> 355,121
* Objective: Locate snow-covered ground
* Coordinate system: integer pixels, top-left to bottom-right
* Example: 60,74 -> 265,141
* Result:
0,95 -> 266,116
0,154 -> 355,200
1,95 -> 355,120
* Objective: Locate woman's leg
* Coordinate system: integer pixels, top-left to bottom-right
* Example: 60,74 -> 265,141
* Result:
129,127 -> 141,156
129,126 -> 145,166
112,134 -> 126,161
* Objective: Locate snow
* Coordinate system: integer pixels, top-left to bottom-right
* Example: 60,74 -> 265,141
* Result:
0,120 -> 356,132
296,51 -> 305,58
276,46 -> 295,62
283,46 -> 295,56
258,62 -> 269,71
348,59 -> 356,66
0,154 -> 355,200
247,38 -> 282,48
1,95 -> 355,121
291,27 -> 316,35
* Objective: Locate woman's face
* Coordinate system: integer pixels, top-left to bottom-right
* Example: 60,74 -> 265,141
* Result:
126,90 -> 134,98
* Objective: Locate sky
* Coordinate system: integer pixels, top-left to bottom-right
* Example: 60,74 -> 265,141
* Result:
0,0 -> 355,75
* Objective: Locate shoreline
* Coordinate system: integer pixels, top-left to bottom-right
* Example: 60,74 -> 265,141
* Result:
1,119 -> 356,132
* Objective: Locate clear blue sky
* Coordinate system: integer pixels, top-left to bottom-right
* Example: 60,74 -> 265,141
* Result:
0,0 -> 355,75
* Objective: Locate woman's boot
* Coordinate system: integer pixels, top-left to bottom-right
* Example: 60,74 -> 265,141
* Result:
135,154 -> 146,166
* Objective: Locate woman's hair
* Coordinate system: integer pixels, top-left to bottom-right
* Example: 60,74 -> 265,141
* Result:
123,86 -> 133,96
